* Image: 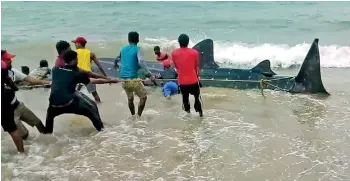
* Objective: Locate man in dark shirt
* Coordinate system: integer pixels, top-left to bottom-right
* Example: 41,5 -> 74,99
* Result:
45,50 -> 119,134
1,61 -> 24,153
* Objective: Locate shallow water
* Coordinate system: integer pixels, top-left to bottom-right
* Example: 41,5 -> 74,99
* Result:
2,2 -> 350,180
2,68 -> 350,181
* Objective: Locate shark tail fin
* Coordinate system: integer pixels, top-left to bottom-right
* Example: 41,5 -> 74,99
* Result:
192,39 -> 219,69
251,59 -> 276,77
294,38 -> 329,95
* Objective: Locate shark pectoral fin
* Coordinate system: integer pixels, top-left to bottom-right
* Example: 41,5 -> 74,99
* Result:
192,39 -> 220,69
251,59 -> 277,77
294,38 -> 329,95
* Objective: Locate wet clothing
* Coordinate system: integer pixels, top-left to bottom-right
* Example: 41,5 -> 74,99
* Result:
14,102 -> 43,138
29,67 -> 51,80
2,70 -> 20,133
171,47 -> 199,85
1,106 -> 17,133
45,91 -> 104,133
119,44 -> 150,99
122,79 -> 148,99
171,47 -> 202,113
120,45 -> 143,79
163,82 -> 179,97
75,49 -> 98,94
76,48 -> 92,71
55,55 -> 64,67
6,68 -> 44,136
49,66 -> 90,105
156,52 -> 170,62
1,80 -> 19,133
46,66 -> 104,133
159,67 -> 179,97
179,83 -> 203,113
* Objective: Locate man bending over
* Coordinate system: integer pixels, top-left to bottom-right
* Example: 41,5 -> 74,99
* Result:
45,50 -> 119,134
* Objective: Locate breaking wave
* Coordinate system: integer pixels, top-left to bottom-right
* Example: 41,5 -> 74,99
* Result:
143,37 -> 350,68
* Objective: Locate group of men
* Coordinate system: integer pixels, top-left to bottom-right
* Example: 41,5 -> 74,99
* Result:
1,31 -> 203,153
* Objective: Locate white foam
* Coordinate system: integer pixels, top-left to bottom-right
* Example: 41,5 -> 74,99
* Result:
144,37 -> 350,68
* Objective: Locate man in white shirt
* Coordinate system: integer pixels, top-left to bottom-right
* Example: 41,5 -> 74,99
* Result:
2,50 -> 49,139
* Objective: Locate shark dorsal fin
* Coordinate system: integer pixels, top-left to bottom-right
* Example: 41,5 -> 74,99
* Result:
251,59 -> 276,77
294,38 -> 329,94
192,39 -> 219,69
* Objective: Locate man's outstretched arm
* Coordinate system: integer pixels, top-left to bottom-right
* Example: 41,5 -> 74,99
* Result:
137,48 -> 153,77
91,52 -> 107,76
78,68 -> 108,79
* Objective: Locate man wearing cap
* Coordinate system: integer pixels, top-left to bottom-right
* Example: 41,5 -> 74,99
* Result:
171,34 -> 203,117
158,60 -> 179,99
2,60 -> 25,152
118,31 -> 155,117
72,37 -> 107,103
1,50 -> 48,139
55,40 -> 108,80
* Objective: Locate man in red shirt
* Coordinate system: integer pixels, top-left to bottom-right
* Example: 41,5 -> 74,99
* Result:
154,46 -> 170,62
172,34 -> 203,117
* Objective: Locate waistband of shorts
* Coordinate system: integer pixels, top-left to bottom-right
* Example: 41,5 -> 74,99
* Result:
120,77 -> 139,80
50,99 -> 74,108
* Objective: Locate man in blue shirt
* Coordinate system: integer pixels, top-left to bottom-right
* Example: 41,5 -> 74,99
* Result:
158,60 -> 179,99
119,31 -> 154,117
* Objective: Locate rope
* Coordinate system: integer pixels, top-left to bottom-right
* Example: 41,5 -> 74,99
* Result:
18,84 -> 51,90
155,76 -> 294,83
18,76 -> 294,95
120,76 -> 296,96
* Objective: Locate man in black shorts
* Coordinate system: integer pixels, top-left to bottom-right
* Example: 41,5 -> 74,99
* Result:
45,50 -> 119,134
1,61 -> 24,152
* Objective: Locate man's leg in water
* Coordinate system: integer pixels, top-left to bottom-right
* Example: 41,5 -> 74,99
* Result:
179,85 -> 191,113
135,83 -> 148,116
193,93 -> 203,117
86,83 -> 101,103
44,105 -> 67,134
2,108 -> 24,152
74,94 -> 104,131
189,83 -> 203,117
76,92 -> 99,113
9,129 -> 25,153
16,102 -> 46,135
122,82 -> 136,115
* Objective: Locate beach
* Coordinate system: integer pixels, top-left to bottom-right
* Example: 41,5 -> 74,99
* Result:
1,2 -> 350,181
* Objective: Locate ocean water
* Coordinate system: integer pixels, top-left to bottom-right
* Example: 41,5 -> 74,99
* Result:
1,2 -> 350,181
1,1 -> 350,68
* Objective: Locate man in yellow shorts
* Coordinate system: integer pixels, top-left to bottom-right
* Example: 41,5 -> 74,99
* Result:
118,31 -> 154,117
72,37 -> 107,103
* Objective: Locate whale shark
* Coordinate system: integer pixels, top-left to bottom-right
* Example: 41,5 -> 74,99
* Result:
94,38 -> 329,95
